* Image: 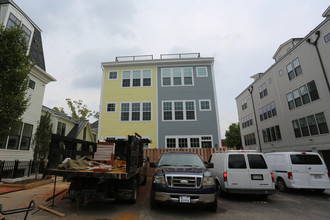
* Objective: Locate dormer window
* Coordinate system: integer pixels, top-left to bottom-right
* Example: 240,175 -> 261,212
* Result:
6,13 -> 21,28
6,13 -> 32,44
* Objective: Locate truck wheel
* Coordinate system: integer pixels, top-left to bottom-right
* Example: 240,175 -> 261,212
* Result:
216,181 -> 226,197
150,190 -> 159,209
277,178 -> 288,192
76,193 -> 84,209
207,197 -> 217,212
128,178 -> 137,204
141,175 -> 147,185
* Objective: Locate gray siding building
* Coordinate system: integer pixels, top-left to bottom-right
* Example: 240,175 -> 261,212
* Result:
100,53 -> 221,149
236,6 -> 330,168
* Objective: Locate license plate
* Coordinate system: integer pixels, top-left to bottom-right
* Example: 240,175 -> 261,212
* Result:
312,174 -> 322,179
179,196 -> 191,203
251,174 -> 263,180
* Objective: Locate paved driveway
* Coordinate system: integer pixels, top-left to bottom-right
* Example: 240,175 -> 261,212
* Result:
1,178 -> 329,220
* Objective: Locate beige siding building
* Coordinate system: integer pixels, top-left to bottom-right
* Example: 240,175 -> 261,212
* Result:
236,6 -> 330,168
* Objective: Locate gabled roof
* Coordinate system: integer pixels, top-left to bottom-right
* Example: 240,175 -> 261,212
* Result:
322,5 -> 330,17
42,105 -> 78,123
67,120 -> 88,139
90,120 -> 98,130
272,38 -> 303,60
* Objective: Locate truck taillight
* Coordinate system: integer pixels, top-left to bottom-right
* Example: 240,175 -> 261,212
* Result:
223,172 -> 227,182
328,173 -> 330,178
288,172 -> 293,180
271,173 -> 274,182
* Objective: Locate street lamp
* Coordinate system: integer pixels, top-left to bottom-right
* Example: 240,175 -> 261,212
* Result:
248,86 -> 262,152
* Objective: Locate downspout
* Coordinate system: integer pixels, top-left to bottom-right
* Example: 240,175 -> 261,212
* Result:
306,31 -> 330,93
248,86 -> 262,152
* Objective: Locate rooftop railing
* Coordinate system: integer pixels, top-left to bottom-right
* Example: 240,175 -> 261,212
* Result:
115,53 -> 201,62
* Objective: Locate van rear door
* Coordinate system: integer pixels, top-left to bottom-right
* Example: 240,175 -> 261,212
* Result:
247,154 -> 273,189
227,154 -> 250,189
290,154 -> 329,187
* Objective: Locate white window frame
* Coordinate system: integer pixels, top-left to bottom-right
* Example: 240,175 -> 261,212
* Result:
162,100 -> 197,122
199,99 -> 212,111
120,102 -> 152,122
108,70 -> 118,80
196,67 -> 208,77
106,102 -> 116,113
121,69 -> 152,88
161,67 -> 194,87
165,135 -> 213,148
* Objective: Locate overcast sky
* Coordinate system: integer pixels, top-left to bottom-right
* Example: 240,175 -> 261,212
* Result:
16,0 -> 329,138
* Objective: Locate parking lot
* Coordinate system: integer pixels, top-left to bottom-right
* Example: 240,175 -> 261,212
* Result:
1,178 -> 330,220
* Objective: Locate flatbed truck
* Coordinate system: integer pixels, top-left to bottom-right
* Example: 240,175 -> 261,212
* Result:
47,133 -> 149,208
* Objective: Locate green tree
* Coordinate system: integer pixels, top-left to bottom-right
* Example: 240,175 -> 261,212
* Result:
225,123 -> 242,149
33,112 -> 53,179
0,25 -> 34,138
53,98 -> 98,120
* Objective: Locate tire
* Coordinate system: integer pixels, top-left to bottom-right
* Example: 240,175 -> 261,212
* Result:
207,197 -> 218,212
216,180 -> 226,197
129,178 -> 138,204
150,190 -> 159,209
314,189 -> 325,193
141,175 -> 147,185
76,192 -> 84,210
277,178 -> 288,192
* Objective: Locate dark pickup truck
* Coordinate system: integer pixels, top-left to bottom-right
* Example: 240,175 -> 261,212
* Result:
150,151 -> 217,212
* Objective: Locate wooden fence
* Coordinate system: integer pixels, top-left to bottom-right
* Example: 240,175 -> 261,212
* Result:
143,148 -> 225,177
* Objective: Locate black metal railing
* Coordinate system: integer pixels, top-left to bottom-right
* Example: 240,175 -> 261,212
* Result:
0,160 -> 44,181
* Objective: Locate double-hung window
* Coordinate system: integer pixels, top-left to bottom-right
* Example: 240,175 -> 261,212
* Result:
316,112 -> 329,134
143,70 -> 151,86
307,80 -> 319,101
121,103 -> 130,121
132,70 -> 141,87
143,103 -> 151,120
293,89 -> 302,107
122,69 -> 152,87
173,69 -> 182,85
131,103 -> 141,121
163,100 -> 196,121
161,68 -> 193,86
174,102 -> 184,120
299,85 -> 310,104
122,71 -> 131,87
120,102 -> 152,122
287,57 -> 302,80
259,83 -> 267,99
292,112 -> 329,138
286,93 -> 295,110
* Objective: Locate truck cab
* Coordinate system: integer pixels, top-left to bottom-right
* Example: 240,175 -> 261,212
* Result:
150,151 -> 217,212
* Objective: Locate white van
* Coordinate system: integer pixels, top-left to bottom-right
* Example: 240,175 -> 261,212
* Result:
209,151 -> 276,196
265,152 -> 330,192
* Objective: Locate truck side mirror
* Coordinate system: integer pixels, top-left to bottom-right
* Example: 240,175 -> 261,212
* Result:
149,162 -> 157,168
206,162 -> 214,168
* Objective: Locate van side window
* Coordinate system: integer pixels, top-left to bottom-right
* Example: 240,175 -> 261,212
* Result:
290,155 -> 323,165
228,155 -> 247,169
247,154 -> 268,169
